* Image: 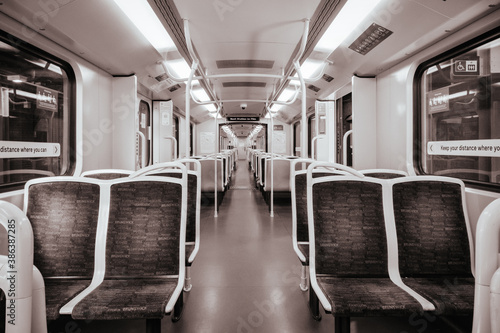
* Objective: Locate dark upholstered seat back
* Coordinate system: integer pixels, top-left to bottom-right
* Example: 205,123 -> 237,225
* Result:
105,180 -> 183,278
200,159 -> 224,192
295,171 -> 345,243
295,173 -> 308,243
146,171 -> 197,243
392,179 -> 472,277
26,180 -> 100,278
362,172 -> 405,179
311,179 -> 387,277
83,172 -> 131,180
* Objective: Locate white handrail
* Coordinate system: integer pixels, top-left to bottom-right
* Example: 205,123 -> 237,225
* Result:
136,131 -> 147,169
163,136 -> 178,161
311,135 -> 326,160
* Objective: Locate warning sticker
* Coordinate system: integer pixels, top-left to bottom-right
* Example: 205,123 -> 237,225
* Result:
0,141 -> 61,158
428,140 -> 500,157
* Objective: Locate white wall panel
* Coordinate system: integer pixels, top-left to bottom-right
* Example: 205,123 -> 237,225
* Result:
352,76 -> 377,170
112,76 -> 137,170
376,66 -> 410,171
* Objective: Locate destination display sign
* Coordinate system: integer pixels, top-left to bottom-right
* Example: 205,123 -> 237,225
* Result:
227,116 -> 259,121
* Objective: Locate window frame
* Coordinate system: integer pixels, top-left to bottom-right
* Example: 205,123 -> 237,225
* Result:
0,30 -> 77,192
414,26 -> 500,192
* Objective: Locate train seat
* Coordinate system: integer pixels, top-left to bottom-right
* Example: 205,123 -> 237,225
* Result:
490,268 -> 500,333
292,169 -> 348,266
0,200 -> 46,333
291,161 -> 350,321
69,176 -> 187,332
291,162 -> 347,264
359,169 -> 408,179
24,177 -> 104,322
130,159 -> 201,292
308,171 -> 433,333
470,197 -> 500,332
389,176 -> 474,316
261,158 -> 293,205
80,169 -> 133,180
199,158 -> 225,210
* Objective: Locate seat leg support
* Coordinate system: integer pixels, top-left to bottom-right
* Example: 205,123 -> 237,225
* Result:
300,265 -> 308,291
335,317 -> 350,333
309,286 -> 321,321
172,291 -> 184,322
184,266 -> 192,292
146,319 -> 161,333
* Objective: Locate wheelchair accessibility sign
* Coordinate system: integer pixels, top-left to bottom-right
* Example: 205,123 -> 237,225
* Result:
453,57 -> 479,76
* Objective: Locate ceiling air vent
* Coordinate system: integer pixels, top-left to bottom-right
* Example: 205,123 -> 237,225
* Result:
308,84 -> 320,93
322,74 -> 334,82
348,23 -> 393,55
216,59 -> 274,69
168,84 -> 181,92
222,82 -> 266,88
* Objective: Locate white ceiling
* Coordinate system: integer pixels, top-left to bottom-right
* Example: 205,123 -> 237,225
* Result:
1,0 -> 499,125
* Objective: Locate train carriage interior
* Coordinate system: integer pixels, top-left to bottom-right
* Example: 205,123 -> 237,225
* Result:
0,0 -> 500,332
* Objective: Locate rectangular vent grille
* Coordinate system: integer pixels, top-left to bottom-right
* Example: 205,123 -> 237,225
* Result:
216,59 -> 274,69
168,84 -> 181,92
349,23 -> 393,55
308,85 -> 320,92
222,82 -> 266,88
322,74 -> 334,82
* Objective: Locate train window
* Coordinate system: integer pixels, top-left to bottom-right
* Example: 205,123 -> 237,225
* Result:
416,27 -> 500,190
0,32 -> 76,192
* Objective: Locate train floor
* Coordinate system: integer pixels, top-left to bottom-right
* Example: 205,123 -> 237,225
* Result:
58,160 -> 473,333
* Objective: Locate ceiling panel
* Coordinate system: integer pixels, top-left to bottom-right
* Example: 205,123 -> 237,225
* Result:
172,0 -> 322,117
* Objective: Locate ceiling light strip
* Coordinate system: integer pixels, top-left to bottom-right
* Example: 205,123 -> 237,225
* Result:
188,99 -> 301,106
268,19 -> 310,112
183,19 -> 221,111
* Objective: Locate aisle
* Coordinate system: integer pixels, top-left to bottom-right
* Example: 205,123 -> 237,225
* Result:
163,159 -> 335,332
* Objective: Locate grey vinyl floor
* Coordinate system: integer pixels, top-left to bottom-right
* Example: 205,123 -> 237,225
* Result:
62,160 -> 472,333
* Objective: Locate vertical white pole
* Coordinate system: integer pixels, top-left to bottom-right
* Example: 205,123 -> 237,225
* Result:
214,107 -> 219,217
269,107 -> 274,217
294,61 -> 307,159
186,60 -> 198,158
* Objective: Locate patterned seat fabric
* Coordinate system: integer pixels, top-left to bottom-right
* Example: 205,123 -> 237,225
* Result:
362,172 -> 405,179
83,172 -> 130,180
147,172 -> 197,261
71,180 -> 183,320
312,180 -> 423,316
26,181 -> 100,320
294,172 -> 348,263
392,180 -> 474,315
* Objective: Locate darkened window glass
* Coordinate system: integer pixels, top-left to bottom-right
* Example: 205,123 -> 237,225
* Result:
0,32 -> 76,191
416,27 -> 500,190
